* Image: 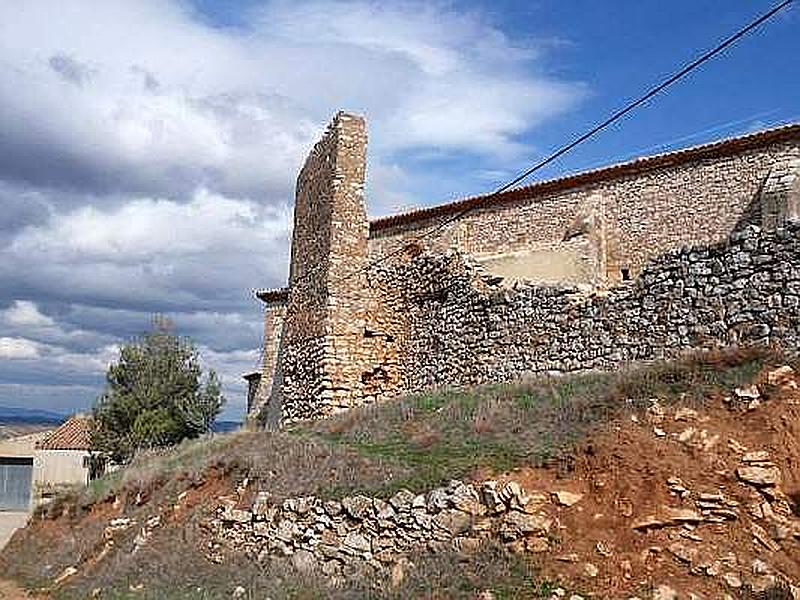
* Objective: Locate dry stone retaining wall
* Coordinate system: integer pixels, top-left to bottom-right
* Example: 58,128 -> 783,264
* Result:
211,478 -> 555,577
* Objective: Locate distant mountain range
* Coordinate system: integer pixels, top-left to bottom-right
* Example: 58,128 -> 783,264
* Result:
0,406 -> 66,425
0,405 -> 240,433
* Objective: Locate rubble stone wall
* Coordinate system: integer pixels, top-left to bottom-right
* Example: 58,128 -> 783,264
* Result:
247,300 -> 286,425
212,478 -> 556,576
273,113 -> 402,423
380,223 -> 800,393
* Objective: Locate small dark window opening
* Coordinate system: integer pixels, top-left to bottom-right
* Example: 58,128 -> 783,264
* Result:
364,328 -> 395,343
620,267 -> 631,281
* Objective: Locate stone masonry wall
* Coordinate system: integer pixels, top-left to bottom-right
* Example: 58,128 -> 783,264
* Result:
378,223 -> 800,394
252,120 -> 800,425
369,135 -> 800,284
211,478 -> 555,577
247,299 -> 286,426
274,113 -> 401,423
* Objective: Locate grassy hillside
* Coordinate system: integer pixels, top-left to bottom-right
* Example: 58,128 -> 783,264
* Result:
2,346 -> 796,599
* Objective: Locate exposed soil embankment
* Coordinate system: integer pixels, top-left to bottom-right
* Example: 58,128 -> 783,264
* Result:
2,349 -> 800,599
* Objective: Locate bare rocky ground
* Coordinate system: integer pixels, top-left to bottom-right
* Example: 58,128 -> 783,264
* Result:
510,365 -> 800,599
2,350 -> 800,599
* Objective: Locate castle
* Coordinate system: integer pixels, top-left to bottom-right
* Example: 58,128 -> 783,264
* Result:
245,113 -> 800,427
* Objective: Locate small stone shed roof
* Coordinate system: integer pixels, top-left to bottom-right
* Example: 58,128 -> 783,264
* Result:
35,415 -> 92,451
369,121 -> 800,234
242,370 -> 262,381
255,287 -> 289,304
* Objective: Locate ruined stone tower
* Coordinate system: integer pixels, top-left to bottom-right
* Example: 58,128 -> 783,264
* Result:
261,112 -> 393,423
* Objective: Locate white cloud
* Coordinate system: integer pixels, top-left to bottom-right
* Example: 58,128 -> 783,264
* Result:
2,300 -> 55,328
10,189 -> 289,262
0,0 -> 583,420
50,343 -> 121,374
2,189 -> 292,313
0,0 -> 580,202
0,337 -> 43,360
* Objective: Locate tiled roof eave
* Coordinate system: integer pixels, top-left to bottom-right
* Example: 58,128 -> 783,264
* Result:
35,416 -> 92,451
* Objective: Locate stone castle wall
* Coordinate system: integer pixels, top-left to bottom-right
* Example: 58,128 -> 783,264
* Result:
251,118 -> 800,425
264,113 -> 402,424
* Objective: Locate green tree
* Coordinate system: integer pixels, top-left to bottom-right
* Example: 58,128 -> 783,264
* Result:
92,317 -> 225,463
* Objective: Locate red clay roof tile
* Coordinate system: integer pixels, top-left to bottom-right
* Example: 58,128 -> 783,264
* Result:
35,415 -> 92,451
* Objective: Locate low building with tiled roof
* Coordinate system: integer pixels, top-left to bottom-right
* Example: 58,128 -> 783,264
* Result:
0,414 -> 102,511
33,414 -> 99,497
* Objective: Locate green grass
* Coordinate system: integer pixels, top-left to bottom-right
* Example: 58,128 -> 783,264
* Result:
307,345 -> 780,496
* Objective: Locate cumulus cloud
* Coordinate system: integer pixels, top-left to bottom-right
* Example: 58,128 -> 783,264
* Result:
0,0 -> 582,419
0,0 -> 579,202
0,337 -> 44,360
2,189 -> 291,313
2,300 -> 55,328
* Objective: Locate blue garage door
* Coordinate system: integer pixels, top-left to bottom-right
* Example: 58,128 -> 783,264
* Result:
0,457 -> 33,511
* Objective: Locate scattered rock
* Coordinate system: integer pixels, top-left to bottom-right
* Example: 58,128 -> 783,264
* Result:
751,558 -> 770,575
668,542 -> 697,565
499,511 -> 551,540
734,384 -> 761,401
674,407 -> 698,421
723,572 -> 743,589
652,584 -> 678,600
663,507 -> 704,524
596,540 -> 613,557
667,477 -> 690,497
743,450 -> 771,464
752,522 -> 781,552
552,490 -> 583,507
737,465 -> 781,487
54,566 -> 79,586
767,365 -> 796,388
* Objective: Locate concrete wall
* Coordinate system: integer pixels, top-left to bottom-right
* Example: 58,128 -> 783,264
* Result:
33,449 -> 89,490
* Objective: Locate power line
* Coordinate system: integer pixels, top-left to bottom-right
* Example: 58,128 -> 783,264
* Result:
294,0 -> 794,292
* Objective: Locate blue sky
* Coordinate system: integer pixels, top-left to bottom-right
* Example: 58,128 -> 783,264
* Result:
0,0 -> 797,421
